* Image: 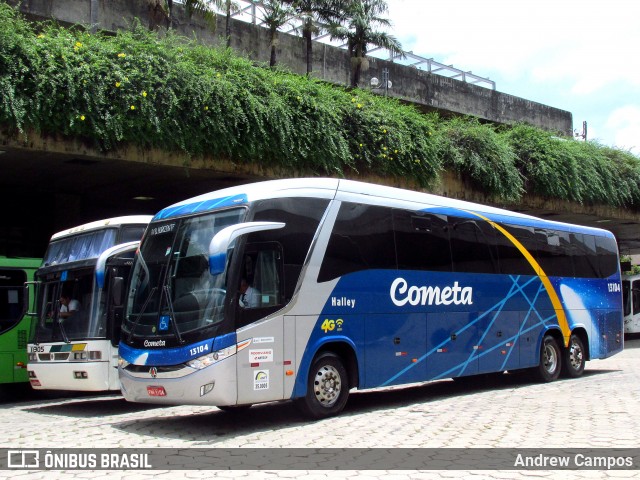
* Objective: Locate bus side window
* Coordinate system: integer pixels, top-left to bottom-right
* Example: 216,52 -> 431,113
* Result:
633,280 -> 640,315
449,217 -> 497,274
393,210 -> 452,273
318,203 -> 395,282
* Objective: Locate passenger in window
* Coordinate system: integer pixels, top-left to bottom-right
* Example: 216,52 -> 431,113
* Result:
239,278 -> 260,308
59,292 -> 80,319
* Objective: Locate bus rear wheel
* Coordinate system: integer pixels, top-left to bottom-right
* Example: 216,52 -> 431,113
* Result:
534,335 -> 562,382
295,352 -> 349,420
562,334 -> 586,378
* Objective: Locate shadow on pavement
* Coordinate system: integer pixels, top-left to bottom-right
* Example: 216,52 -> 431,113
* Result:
110,368 -> 619,443
23,395 -> 162,417
624,334 -> 640,348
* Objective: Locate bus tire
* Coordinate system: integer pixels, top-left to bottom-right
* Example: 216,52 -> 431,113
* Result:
534,335 -> 562,382
561,334 -> 586,378
295,352 -> 349,420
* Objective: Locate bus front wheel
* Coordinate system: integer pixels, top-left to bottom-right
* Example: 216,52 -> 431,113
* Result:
295,352 -> 349,419
534,335 -> 562,382
561,334 -> 586,378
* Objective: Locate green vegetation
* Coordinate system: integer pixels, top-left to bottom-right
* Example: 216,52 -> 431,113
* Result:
1,2 -> 639,207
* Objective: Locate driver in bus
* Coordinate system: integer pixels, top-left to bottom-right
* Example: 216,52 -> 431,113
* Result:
239,278 -> 260,308
59,292 -> 80,319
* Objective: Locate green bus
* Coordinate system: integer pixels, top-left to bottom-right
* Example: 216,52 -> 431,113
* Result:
0,257 -> 41,385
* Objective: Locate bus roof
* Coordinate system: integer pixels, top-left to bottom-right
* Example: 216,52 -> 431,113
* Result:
50,216 -> 152,241
153,178 -> 614,237
0,256 -> 42,269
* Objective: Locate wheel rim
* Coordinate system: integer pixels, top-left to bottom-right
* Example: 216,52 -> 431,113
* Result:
543,343 -> 558,374
569,340 -> 584,371
313,364 -> 342,408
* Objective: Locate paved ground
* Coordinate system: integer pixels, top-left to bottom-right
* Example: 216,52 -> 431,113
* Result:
1,337 -> 639,480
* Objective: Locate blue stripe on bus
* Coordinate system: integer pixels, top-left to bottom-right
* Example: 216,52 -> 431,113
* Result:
153,194 -> 248,221
293,270 -> 621,398
119,332 -> 237,366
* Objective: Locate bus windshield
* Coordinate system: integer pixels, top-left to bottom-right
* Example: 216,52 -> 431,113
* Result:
124,208 -> 245,340
33,268 -> 103,342
43,229 -> 117,266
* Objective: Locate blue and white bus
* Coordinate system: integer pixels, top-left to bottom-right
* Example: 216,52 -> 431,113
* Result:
28,216 -> 151,391
118,179 -> 623,418
622,273 -> 640,334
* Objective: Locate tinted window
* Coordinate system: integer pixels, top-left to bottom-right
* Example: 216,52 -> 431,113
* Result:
596,236 -> 619,278
319,203 -> 395,282
119,225 -> 147,244
250,198 -> 329,300
449,217 -> 498,274
537,229 -> 574,277
0,269 -> 27,333
394,210 -> 452,272
623,280 -> 631,316
633,280 -> 640,315
493,224 -> 534,275
570,233 -> 598,278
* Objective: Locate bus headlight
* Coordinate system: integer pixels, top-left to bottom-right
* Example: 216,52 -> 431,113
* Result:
186,345 -> 236,370
118,357 -> 130,369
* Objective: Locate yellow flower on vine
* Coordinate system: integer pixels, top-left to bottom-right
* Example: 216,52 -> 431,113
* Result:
37,34 -> 44,39
118,53 -> 126,58
80,115 -> 85,121
356,103 -> 362,109
142,91 -> 147,97
204,106 -> 209,111
130,105 -> 136,111
115,81 -> 121,87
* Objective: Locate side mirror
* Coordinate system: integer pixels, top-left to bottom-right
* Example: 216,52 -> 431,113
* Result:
111,277 -> 124,307
209,222 -> 285,275
96,241 -> 140,289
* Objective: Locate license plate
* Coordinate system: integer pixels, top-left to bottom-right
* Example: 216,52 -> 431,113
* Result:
147,386 -> 166,397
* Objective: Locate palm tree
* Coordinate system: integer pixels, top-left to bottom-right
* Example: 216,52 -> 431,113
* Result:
164,0 -> 217,26
327,0 -> 403,87
160,1 -> 234,43
282,0 -> 345,75
260,0 -> 296,67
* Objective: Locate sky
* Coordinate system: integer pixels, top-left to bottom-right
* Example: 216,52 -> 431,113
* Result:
383,0 -> 640,154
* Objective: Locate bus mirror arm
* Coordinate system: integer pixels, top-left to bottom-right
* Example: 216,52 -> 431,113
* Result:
208,222 -> 286,275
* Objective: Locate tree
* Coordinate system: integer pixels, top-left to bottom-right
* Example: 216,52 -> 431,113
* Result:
282,0 -> 344,75
327,0 -> 403,87
160,1 -> 231,42
211,0 -> 240,47
260,0 -> 295,67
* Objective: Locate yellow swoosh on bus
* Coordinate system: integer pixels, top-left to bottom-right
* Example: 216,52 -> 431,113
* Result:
468,211 -> 571,346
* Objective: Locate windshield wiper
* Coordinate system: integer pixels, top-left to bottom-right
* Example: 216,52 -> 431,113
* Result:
52,299 -> 70,344
162,285 -> 184,344
126,286 -> 157,342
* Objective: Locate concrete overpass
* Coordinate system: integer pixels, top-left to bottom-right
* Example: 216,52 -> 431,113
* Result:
2,129 -> 640,259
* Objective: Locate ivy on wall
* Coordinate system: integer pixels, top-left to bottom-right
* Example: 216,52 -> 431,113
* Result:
1,2 -> 639,208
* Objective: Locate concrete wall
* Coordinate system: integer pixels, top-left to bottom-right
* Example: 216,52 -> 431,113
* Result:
8,0 -> 573,135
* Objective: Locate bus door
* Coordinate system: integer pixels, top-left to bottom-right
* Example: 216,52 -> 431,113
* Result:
625,277 -> 640,333
104,260 -> 134,347
235,243 -> 287,405
0,267 -> 29,383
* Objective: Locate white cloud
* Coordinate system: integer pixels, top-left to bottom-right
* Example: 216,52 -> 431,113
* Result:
606,106 -> 640,153
384,0 -> 640,151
